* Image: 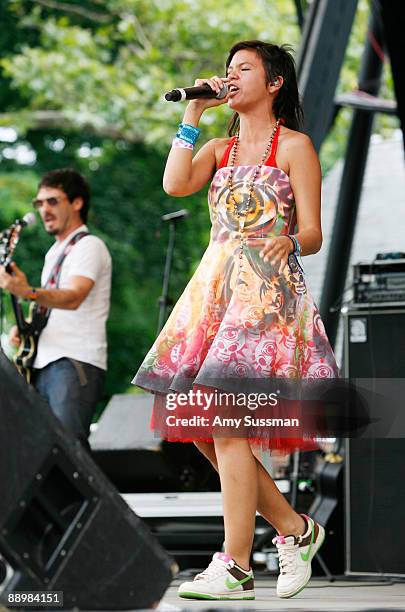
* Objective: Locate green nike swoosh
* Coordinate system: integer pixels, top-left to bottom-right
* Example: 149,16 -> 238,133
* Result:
300,520 -> 315,562
225,574 -> 252,590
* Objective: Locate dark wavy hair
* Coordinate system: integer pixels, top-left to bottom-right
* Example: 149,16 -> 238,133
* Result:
226,40 -> 304,135
39,168 -> 91,223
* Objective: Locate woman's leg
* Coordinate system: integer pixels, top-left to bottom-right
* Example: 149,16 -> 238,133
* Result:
213,438 -> 258,569
195,440 -> 305,537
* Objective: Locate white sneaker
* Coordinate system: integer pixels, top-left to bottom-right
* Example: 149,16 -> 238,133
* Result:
177,552 -> 255,600
272,514 -> 325,598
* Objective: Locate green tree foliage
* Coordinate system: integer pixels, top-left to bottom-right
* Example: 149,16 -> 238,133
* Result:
1,0 -> 300,143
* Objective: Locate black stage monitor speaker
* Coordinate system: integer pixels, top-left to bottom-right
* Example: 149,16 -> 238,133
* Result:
0,350 -> 174,609
342,305 -> 405,577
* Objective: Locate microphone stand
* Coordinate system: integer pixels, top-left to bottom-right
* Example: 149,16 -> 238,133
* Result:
157,209 -> 189,335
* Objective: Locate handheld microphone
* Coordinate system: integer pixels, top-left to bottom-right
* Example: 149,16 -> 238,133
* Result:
19,212 -> 37,228
1,213 -> 36,237
165,83 -> 228,102
0,213 -> 37,267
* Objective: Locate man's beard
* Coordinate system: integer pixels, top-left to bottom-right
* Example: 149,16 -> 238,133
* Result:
43,218 -> 60,236
45,226 -> 60,236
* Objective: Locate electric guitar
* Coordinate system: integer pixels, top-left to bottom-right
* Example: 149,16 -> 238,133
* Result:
0,221 -> 48,383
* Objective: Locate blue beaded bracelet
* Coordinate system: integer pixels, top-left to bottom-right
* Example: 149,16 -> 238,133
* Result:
176,122 -> 201,146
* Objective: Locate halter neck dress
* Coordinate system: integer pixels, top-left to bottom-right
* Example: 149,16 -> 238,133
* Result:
132,122 -> 340,453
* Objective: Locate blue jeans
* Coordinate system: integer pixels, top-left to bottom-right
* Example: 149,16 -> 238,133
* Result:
34,358 -> 105,446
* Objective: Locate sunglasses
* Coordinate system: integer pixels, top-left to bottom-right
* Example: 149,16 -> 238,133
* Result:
32,196 -> 64,210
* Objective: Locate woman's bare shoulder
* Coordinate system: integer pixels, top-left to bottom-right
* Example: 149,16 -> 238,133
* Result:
280,127 -> 313,147
210,137 -> 233,167
277,128 -> 316,174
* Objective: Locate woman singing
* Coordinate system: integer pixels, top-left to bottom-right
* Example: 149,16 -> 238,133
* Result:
133,40 -> 340,600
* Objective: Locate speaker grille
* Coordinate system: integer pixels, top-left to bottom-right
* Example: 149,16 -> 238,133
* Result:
344,306 -> 405,576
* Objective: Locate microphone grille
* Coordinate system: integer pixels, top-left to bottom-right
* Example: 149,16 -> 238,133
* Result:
216,83 -> 229,99
22,212 -> 37,227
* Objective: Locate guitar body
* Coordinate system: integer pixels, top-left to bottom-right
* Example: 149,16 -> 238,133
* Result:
13,333 -> 36,383
307,442 -> 345,576
1,223 -> 47,385
12,300 -> 46,384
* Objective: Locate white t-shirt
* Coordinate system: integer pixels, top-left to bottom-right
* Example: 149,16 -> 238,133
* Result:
34,225 -> 112,371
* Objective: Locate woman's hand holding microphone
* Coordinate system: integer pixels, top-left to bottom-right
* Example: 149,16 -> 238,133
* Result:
185,76 -> 230,117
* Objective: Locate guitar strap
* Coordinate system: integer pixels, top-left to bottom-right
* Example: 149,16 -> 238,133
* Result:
35,230 -> 90,328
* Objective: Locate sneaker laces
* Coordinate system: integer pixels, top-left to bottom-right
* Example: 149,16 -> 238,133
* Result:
194,557 -> 233,581
272,535 -> 298,574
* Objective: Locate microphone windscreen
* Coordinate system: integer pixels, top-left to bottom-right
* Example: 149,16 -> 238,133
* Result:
216,83 -> 228,99
22,212 -> 37,227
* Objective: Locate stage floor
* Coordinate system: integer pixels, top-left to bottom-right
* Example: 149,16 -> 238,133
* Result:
161,573 -> 405,611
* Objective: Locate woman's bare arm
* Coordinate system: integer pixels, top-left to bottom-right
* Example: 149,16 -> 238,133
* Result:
288,132 -> 323,255
163,77 -> 229,197
163,133 -> 218,197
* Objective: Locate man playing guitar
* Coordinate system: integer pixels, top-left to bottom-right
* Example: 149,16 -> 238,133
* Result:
0,168 -> 112,448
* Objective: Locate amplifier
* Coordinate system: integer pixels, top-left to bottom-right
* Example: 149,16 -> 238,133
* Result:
353,258 -> 405,304
342,305 -> 405,577
342,305 -> 405,377
345,439 -> 405,577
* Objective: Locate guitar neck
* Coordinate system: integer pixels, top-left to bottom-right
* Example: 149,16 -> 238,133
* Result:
4,258 -> 26,334
10,294 -> 28,334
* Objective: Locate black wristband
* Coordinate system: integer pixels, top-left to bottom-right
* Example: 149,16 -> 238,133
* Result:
286,235 -> 295,254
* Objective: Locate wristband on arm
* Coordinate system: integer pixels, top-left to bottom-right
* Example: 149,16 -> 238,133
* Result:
25,287 -> 39,301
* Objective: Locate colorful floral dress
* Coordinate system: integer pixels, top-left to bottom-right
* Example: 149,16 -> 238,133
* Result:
132,123 -> 340,453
